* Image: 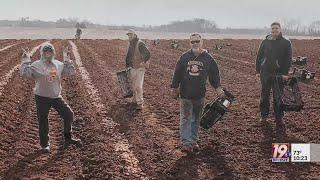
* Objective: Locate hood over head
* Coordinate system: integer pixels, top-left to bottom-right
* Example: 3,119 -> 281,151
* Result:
40,43 -> 56,60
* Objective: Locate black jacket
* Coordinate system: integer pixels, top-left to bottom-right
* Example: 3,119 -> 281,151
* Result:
171,50 -> 221,100
256,34 -> 292,75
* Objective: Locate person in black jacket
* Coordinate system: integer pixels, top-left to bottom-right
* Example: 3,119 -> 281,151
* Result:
256,22 -> 292,124
171,33 -> 224,153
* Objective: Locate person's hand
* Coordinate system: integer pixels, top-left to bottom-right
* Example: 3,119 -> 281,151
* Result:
171,88 -> 179,99
282,75 -> 290,81
288,68 -> 295,75
21,48 -> 32,63
145,61 -> 150,68
140,61 -> 150,68
216,87 -> 225,98
21,48 -> 31,59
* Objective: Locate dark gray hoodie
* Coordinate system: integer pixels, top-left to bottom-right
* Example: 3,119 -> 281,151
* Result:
256,33 -> 292,76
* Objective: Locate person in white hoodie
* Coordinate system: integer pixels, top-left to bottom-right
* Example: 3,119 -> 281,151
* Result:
20,43 -> 81,153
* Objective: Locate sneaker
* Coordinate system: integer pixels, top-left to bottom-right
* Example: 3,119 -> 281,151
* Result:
65,137 -> 82,147
192,143 -> 200,152
181,145 -> 193,153
41,145 -> 50,153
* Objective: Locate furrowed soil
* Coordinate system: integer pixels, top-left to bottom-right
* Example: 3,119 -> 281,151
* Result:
0,39 -> 319,179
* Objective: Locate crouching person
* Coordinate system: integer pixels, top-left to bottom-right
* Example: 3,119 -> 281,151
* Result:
20,43 -> 81,153
170,33 -> 224,153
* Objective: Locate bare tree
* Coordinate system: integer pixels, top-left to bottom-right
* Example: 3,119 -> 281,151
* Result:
308,21 -> 320,36
281,18 -> 306,35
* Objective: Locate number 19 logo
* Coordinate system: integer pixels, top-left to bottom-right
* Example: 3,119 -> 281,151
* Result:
272,143 -> 290,162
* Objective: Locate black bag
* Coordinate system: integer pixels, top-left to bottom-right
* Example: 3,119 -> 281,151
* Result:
280,77 -> 304,112
200,89 -> 235,129
116,68 -> 133,98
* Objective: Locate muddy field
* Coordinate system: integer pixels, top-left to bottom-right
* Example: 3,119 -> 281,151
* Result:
0,38 -> 319,179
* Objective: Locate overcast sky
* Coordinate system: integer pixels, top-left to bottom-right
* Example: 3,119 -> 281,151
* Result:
1,0 -> 319,28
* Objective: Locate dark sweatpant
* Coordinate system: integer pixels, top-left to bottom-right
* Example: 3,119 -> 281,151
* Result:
260,75 -> 284,121
35,95 -> 73,147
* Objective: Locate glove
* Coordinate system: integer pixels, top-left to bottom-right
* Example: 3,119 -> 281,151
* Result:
171,88 -> 180,99
21,48 -> 32,63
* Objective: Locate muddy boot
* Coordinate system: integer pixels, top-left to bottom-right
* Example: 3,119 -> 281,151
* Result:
129,98 -> 137,105
181,145 -> 193,153
260,116 -> 268,122
136,104 -> 143,110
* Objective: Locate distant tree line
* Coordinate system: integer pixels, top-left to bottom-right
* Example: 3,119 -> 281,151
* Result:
150,18 -> 219,33
106,19 -> 219,33
2,17 -> 320,36
95,18 -> 320,36
0,17 -> 103,28
278,19 -> 320,36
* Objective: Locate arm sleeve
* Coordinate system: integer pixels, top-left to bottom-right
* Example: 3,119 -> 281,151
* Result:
170,57 -> 184,88
281,40 -> 292,75
125,43 -> 133,68
125,52 -> 130,68
208,57 -> 221,89
256,40 -> 265,74
138,42 -> 151,62
61,61 -> 76,77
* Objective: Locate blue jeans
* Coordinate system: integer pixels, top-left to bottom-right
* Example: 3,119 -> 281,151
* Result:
180,98 -> 205,146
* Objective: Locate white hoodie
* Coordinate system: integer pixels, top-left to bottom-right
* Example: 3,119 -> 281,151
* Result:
20,43 -> 75,98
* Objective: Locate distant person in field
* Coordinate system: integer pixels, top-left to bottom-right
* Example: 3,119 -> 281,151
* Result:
76,27 -> 82,40
171,33 -> 224,153
125,29 -> 151,110
171,40 -> 179,49
20,43 -> 81,153
256,22 -> 292,125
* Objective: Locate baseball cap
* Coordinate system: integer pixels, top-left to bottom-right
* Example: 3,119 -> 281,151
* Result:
126,29 -> 136,35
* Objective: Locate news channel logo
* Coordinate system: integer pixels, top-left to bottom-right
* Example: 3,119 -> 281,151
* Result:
272,143 -> 291,162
